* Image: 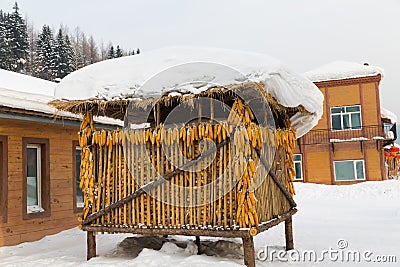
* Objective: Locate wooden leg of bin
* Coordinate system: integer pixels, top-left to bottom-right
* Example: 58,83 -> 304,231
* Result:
242,236 -> 255,267
285,215 -> 294,251
195,236 -> 201,255
87,231 -> 96,260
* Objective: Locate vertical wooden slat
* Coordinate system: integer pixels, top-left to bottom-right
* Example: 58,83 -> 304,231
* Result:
140,131 -> 145,225
146,139 -> 151,226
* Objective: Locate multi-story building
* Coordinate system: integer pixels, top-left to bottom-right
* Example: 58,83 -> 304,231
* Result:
292,62 -> 396,184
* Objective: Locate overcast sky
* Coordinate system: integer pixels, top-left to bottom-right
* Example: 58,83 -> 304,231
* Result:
2,0 -> 400,117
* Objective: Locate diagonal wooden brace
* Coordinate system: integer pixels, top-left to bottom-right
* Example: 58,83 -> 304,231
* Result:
252,146 -> 297,208
82,136 -> 231,225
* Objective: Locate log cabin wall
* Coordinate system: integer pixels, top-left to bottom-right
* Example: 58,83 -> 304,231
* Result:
0,117 -> 81,246
294,75 -> 386,184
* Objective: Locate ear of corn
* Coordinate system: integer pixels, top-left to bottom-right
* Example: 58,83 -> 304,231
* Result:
76,97 -> 296,230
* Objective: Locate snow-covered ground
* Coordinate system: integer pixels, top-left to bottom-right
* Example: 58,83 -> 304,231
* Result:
1,181 -> 399,267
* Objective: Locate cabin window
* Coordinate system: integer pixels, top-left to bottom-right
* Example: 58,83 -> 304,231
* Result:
331,105 -> 362,130
23,138 -> 50,219
0,136 -> 7,223
73,141 -> 84,212
293,154 -> 303,181
27,144 -> 43,212
334,160 -> 365,181
75,145 -> 84,209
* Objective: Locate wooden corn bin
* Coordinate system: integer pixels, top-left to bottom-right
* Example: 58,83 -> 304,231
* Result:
58,82 -> 301,267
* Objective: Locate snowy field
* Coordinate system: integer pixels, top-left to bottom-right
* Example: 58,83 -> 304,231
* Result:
0,181 -> 399,267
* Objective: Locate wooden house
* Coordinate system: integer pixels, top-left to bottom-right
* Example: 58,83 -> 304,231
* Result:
51,47 -> 324,267
0,69 -> 120,246
293,62 -> 397,184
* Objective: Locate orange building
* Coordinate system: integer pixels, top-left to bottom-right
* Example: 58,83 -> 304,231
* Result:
292,62 -> 396,184
0,70 -> 119,246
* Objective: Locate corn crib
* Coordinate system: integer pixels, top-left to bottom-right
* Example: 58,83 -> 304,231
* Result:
77,99 -> 298,267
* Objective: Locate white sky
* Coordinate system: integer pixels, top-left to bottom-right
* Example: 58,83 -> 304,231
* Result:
1,0 -> 400,117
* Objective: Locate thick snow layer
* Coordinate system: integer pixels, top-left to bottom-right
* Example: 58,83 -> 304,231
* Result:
381,107 -> 398,124
0,69 -> 122,126
304,61 -> 384,82
0,68 -> 55,96
1,180 -> 399,266
55,47 -> 324,138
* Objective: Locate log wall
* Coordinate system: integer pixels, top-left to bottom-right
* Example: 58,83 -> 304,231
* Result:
0,118 -> 80,246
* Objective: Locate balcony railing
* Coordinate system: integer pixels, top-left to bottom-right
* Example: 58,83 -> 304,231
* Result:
299,125 -> 393,145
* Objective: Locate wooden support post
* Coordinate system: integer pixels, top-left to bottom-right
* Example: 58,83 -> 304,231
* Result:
195,236 -> 201,255
285,215 -> 294,251
242,236 -> 255,267
87,231 -> 96,260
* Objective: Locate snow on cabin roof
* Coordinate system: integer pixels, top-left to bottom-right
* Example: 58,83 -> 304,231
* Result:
304,61 -> 384,82
0,69 -> 57,114
0,69 -> 122,126
0,68 -> 55,96
55,47 -> 324,137
381,107 -> 397,124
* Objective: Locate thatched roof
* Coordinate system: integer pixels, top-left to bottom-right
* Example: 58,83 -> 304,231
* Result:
50,82 -> 309,127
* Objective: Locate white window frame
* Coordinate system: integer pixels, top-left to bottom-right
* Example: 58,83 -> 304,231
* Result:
26,144 -> 44,213
293,154 -> 303,181
75,146 -> 84,208
333,159 -> 366,181
330,105 -> 362,131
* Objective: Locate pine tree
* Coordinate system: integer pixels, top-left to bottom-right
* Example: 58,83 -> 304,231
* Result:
26,22 -> 37,76
54,28 -> 76,79
116,45 -> 123,58
107,45 -> 115,59
35,25 -> 57,80
64,35 -> 76,75
7,2 -> 29,72
0,11 -> 12,70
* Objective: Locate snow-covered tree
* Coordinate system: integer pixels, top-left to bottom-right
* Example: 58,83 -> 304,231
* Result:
54,28 -> 76,79
107,45 -> 115,59
35,25 -> 57,80
7,2 -> 29,72
116,45 -> 123,58
0,11 -> 12,70
64,35 -> 76,74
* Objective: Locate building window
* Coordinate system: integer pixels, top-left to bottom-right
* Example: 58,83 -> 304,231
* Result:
27,144 -> 43,212
331,105 -> 362,130
334,160 -> 365,181
23,138 -> 50,219
0,136 -> 8,223
293,154 -> 303,181
73,142 -> 84,212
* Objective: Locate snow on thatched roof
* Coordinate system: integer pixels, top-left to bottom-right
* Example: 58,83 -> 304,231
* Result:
53,47 -> 324,137
304,61 -> 384,82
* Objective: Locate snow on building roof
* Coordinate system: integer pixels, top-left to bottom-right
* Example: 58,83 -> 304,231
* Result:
0,69 -> 121,126
304,61 -> 384,82
0,69 -> 58,114
55,47 -> 324,137
381,107 -> 397,124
